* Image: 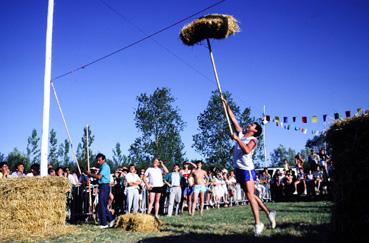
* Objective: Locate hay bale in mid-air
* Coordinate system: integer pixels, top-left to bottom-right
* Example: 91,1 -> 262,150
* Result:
115,213 -> 161,232
0,176 -> 74,241
180,14 -> 240,46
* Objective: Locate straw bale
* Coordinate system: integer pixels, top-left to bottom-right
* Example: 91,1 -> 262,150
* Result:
115,213 -> 162,232
0,176 -> 74,241
180,14 -> 240,46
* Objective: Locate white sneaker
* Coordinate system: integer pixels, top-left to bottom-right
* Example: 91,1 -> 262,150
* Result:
109,218 -> 116,228
99,225 -> 109,229
254,223 -> 264,236
293,191 -> 298,195
268,211 -> 276,229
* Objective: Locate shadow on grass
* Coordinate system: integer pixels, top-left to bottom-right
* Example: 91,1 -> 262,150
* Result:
140,222 -> 332,243
138,231 -> 332,243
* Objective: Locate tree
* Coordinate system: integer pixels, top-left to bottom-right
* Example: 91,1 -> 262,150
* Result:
6,148 -> 29,172
269,145 -> 297,167
81,126 -> 95,171
48,129 -> 59,168
192,90 -> 240,168
58,139 -> 71,167
0,152 -> 5,163
305,133 -> 326,152
26,129 -> 40,165
129,87 -> 185,168
112,142 -> 130,168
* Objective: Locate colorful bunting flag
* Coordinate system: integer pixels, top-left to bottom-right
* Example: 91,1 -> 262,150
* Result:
357,108 -> 363,115
292,117 -> 296,122
266,115 -> 271,121
283,117 -> 288,123
275,116 -> 280,123
345,111 -> 351,118
302,116 -> 307,123
334,113 -> 340,119
323,114 -> 327,122
312,116 -> 318,123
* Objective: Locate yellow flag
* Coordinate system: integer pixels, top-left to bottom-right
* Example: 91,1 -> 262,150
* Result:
312,116 -> 318,123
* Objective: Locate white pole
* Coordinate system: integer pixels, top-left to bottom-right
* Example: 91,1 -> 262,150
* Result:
40,0 -> 54,176
206,39 -> 233,134
263,105 -> 268,167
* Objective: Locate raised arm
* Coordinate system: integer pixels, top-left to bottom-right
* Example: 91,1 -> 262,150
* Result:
231,133 -> 257,154
160,160 -> 169,174
221,97 -> 242,133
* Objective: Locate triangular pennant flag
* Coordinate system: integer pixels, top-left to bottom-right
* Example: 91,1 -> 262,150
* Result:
345,111 -> 351,118
334,113 -> 340,120
287,125 -> 290,130
292,117 -> 296,122
323,114 -> 327,122
303,129 -> 308,134
266,115 -> 271,121
295,127 -> 299,131
302,116 -> 307,123
283,117 -> 288,123
275,116 -> 280,123
357,108 -> 363,115
312,116 -> 318,123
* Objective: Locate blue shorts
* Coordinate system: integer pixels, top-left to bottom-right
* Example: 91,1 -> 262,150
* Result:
183,186 -> 193,196
193,184 -> 207,193
235,168 -> 256,184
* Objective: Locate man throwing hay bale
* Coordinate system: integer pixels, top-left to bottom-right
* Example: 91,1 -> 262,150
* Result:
222,97 -> 276,236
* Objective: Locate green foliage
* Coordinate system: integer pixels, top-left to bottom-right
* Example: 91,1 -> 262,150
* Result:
58,139 -> 71,167
326,113 -> 369,241
26,129 -> 40,165
305,133 -> 326,152
270,144 -> 297,167
48,129 -> 59,168
112,142 -> 130,168
6,148 -> 29,172
129,87 -> 185,168
193,90 -> 264,168
192,91 -> 238,167
0,152 -> 5,163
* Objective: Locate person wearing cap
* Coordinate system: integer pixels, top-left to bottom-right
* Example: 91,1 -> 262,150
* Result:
87,153 -> 115,229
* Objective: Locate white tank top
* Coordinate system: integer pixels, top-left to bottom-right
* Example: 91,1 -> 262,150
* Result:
233,132 -> 257,170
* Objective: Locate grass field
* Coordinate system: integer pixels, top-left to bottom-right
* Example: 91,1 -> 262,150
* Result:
47,201 -> 332,243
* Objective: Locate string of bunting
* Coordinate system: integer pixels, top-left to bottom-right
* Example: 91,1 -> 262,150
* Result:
260,107 -> 366,136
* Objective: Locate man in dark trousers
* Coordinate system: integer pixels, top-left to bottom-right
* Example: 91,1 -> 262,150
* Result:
87,153 -> 115,228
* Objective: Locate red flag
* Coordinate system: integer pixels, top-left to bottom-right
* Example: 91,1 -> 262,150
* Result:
302,116 -> 307,123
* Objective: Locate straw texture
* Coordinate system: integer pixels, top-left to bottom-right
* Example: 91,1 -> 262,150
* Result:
180,14 -> 240,46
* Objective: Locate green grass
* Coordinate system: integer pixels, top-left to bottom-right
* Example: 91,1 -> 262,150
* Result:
48,201 -> 332,243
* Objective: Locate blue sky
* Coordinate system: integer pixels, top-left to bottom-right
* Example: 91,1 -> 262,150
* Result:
1,0 -> 368,165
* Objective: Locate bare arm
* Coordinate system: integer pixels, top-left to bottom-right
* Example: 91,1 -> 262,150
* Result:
160,160 -> 169,173
221,97 -> 242,133
187,161 -> 197,169
231,133 -> 257,154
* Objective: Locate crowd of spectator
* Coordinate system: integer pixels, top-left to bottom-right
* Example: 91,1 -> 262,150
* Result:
0,148 -> 333,223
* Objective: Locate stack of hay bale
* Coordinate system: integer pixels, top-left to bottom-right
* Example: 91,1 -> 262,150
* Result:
115,213 -> 161,232
0,176 -> 72,240
326,112 -> 369,242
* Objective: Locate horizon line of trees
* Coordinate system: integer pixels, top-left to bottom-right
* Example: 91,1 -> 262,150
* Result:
0,87 -> 322,173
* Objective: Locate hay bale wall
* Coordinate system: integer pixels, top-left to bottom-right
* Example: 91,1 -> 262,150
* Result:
326,112 -> 369,242
0,176 -> 71,240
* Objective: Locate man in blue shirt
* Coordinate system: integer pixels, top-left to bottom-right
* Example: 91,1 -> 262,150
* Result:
87,153 -> 115,228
